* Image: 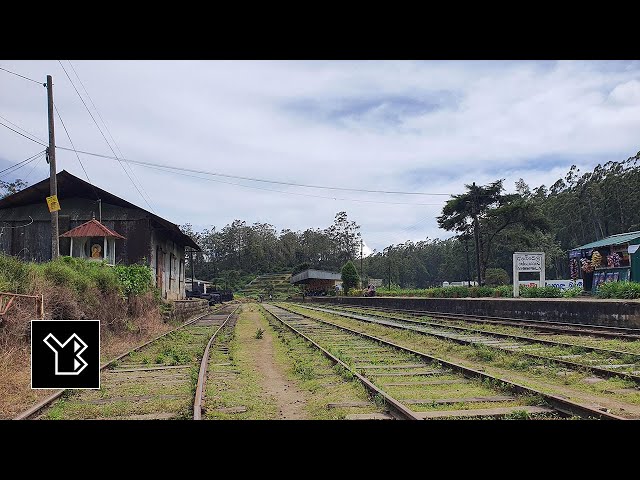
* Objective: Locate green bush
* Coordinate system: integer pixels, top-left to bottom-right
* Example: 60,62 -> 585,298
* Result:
0,254 -> 33,293
485,268 -> 510,287
596,281 -> 640,299
494,285 -> 513,297
562,286 -> 583,298
114,264 -> 153,296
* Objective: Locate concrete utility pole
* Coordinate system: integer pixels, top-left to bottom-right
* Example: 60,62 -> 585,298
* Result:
360,238 -> 363,286
190,248 -> 195,293
471,182 -> 482,286
46,75 -> 59,260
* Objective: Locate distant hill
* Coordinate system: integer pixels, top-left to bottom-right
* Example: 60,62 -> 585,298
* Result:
238,273 -> 298,299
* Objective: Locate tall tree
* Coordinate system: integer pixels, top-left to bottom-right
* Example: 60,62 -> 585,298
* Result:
0,179 -> 27,198
437,180 -> 502,285
341,260 -> 360,295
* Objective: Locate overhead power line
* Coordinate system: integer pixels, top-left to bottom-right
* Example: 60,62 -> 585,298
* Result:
0,120 -> 48,147
0,114 -> 47,144
23,154 -> 46,182
54,146 -> 452,197
0,66 -> 44,85
57,60 -> 156,213
53,102 -> 100,200
0,150 -> 46,178
65,60 -> 156,210
138,161 -> 447,206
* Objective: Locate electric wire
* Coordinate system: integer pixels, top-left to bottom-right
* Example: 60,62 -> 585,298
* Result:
0,66 -> 43,85
0,114 -> 47,144
23,154 -> 45,182
105,160 -> 447,207
0,150 -> 46,177
0,120 -> 48,146
65,60 -> 155,209
57,60 -> 155,213
53,102 -> 100,200
54,146 -> 452,197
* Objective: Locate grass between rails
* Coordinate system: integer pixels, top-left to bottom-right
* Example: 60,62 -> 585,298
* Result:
260,304 -> 383,420
206,303 -> 383,419
327,305 -> 640,355
315,305 -> 640,373
0,314 -> 174,419
345,309 -> 640,354
205,305 -> 278,419
281,303 -> 640,417
42,320 -> 220,420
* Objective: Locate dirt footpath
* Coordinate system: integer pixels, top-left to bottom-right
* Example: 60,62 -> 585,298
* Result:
244,305 -> 308,419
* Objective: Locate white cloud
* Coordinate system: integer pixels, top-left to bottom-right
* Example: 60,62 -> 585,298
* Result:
1,60 -> 639,253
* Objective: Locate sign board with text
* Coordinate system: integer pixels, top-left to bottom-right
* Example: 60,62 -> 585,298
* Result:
513,252 -> 545,297
519,279 -> 583,291
46,195 -> 60,212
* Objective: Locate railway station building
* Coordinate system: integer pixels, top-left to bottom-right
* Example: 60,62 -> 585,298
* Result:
0,170 -> 200,300
290,268 -> 342,295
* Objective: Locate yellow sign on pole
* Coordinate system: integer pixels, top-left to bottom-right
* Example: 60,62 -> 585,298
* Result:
46,195 -> 60,212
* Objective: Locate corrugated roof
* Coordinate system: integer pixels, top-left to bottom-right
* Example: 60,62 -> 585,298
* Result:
0,170 -> 200,250
60,219 -> 125,239
572,231 -> 640,251
290,269 -> 342,284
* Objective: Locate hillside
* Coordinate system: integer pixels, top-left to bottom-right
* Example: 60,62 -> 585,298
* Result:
239,273 -> 298,299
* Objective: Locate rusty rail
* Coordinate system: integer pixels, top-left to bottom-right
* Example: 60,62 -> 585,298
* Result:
14,304 -> 227,420
276,303 -> 625,420
300,304 -> 640,385
262,303 -> 419,420
193,305 -> 240,420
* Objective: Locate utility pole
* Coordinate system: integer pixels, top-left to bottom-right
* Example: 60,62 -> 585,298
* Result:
464,235 -> 471,287
471,182 -> 482,286
46,75 -> 59,260
190,248 -> 195,294
386,247 -> 391,290
360,237 -> 363,287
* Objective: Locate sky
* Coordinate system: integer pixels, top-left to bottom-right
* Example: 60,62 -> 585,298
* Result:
1,60 -> 640,255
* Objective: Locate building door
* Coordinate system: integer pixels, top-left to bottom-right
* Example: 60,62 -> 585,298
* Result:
156,247 -> 164,295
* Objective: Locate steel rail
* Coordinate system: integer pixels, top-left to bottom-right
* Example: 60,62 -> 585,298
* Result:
298,304 -> 640,386
193,305 -> 240,420
276,303 -> 625,420
312,301 -> 640,339
14,304 -> 227,420
261,304 -> 419,420
314,304 -> 640,358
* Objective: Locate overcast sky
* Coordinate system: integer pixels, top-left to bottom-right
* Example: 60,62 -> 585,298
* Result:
1,60 -> 640,254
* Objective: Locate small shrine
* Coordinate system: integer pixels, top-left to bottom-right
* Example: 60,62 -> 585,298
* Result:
59,217 -> 125,265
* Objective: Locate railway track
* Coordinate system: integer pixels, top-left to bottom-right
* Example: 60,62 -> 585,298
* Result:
194,307 -> 239,419
15,303 -> 239,420
312,303 -> 640,340
263,303 -> 624,420
295,303 -> 640,385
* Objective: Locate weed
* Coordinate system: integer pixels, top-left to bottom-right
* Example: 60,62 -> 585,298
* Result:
293,361 -> 315,380
504,409 -> 531,420
254,328 -> 264,339
372,393 -> 386,408
473,345 -> 496,361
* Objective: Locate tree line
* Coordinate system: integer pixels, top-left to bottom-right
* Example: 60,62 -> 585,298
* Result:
180,150 -> 640,289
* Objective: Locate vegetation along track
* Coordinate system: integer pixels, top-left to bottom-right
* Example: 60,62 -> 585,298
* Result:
298,304 -> 640,386
321,304 -> 640,340
264,303 -> 623,419
15,303 -> 239,420
194,307 -> 239,419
